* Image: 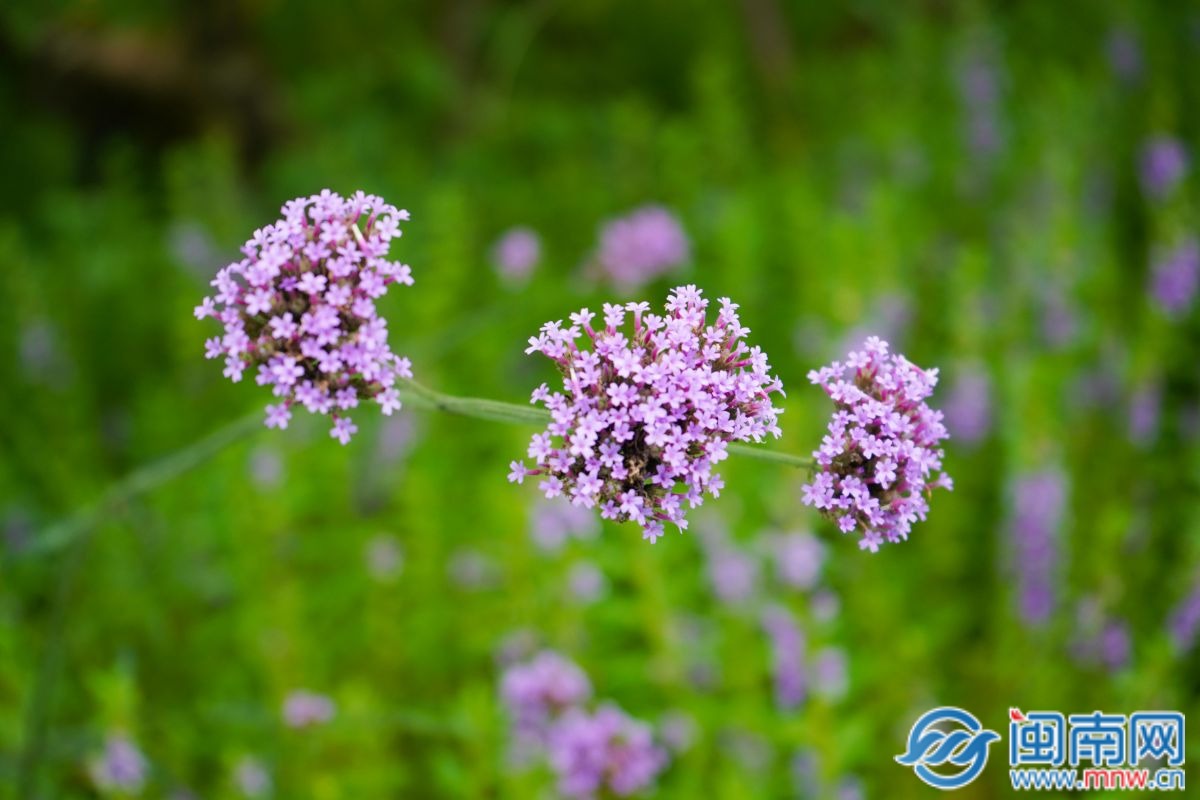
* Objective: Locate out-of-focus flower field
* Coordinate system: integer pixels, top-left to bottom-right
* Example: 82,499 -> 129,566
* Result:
1,2 -> 1198,798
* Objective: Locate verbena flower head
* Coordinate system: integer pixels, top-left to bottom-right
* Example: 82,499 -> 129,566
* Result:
195,190 -> 414,444
492,226 -> 541,284
801,337 -> 951,551
547,703 -> 669,799
511,285 -> 785,543
596,205 -> 689,289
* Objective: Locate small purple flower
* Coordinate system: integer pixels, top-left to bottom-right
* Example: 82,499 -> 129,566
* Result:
768,529 -> 825,591
705,542 -> 760,605
801,337 -> 951,550
955,49 -> 1006,159
282,690 -> 335,728
941,364 -> 992,446
761,605 -> 805,709
88,734 -> 148,795
1128,379 -> 1162,447
1168,582 -> 1200,653
1008,469 -> 1067,627
811,646 -> 849,700
492,227 -> 541,284
196,190 -> 415,444
530,497 -> 601,553
595,205 -> 690,289
515,286 -> 784,542
1140,137 -> 1189,201
657,710 -> 697,754
1107,28 -> 1143,83
566,561 -> 608,604
546,704 -> 669,799
233,757 -> 272,798
365,534 -> 403,582
501,651 -> 592,738
448,548 -> 500,590
1150,237 -> 1199,317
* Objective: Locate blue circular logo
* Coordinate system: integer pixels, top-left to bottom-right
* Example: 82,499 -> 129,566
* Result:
895,707 -> 1001,790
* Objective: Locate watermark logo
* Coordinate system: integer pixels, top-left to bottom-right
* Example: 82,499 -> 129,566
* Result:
898,707 -> 1187,791
895,707 -> 1001,790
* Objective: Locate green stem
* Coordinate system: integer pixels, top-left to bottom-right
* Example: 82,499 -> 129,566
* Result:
27,410 -> 263,557
400,378 -> 811,468
31,383 -> 810,554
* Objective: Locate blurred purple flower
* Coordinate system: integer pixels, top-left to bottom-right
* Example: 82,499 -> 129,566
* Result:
955,49 -> 1006,159
530,497 -> 600,554
1168,583 -> 1200,653
595,205 -> 689,289
836,294 -> 912,359
233,757 -> 272,798
566,561 -> 608,604
803,337 -> 952,551
1101,620 -> 1132,672
168,221 -> 222,278
1128,380 -> 1162,447
1106,29 -> 1143,83
247,446 -> 284,489
657,710 -> 697,754
1140,137 -> 1189,201
20,319 -> 72,388
705,543 -> 760,605
768,529 -> 825,591
761,605 -> 806,710
365,534 -> 403,582
1007,469 -> 1068,627
492,227 -> 541,285
791,749 -> 821,797
838,776 -> 866,800
812,646 -> 849,700
811,589 -> 841,624
1150,237 -> 1199,317
547,704 -> 669,799
448,548 -> 500,590
1041,285 -> 1080,349
89,734 -> 148,795
942,364 -> 993,446
376,414 -> 418,466
282,690 -> 335,728
501,651 -> 592,736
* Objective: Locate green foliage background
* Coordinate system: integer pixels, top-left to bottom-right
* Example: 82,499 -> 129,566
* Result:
1,1 -> 1198,797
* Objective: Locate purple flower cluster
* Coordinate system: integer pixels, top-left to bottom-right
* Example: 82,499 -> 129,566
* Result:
1168,582 -> 1200,653
548,704 -> 670,799
89,734 -> 148,794
195,190 -> 414,444
801,337 -> 952,551
1140,137 -> 1189,201
500,651 -> 668,799
1150,237 -> 1199,317
1008,469 -> 1067,627
761,605 -> 806,709
501,650 -> 592,739
511,285 -> 784,542
530,497 -> 600,553
492,226 -> 541,285
596,206 -> 690,289
282,689 -> 336,728
942,364 -> 993,446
